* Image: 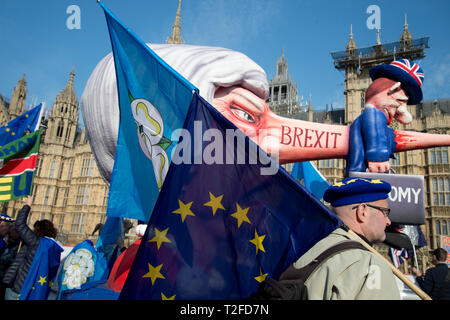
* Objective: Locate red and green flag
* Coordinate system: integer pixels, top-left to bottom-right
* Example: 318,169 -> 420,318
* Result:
0,130 -> 41,202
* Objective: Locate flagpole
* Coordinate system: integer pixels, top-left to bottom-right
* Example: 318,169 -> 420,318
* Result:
347,229 -> 431,300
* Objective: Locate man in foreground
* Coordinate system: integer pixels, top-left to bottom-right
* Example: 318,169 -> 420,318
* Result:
291,177 -> 401,299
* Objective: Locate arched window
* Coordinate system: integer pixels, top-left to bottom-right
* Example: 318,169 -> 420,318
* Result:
56,122 -> 64,138
436,220 -> 441,235
443,220 -> 448,235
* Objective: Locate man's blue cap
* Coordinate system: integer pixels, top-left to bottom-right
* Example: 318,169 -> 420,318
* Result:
0,214 -> 14,222
324,177 -> 391,207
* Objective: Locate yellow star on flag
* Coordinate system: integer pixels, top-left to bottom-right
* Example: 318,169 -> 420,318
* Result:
149,227 -> 171,249
230,203 -> 251,228
249,229 -> 266,255
254,267 -> 268,283
161,292 -> 176,300
333,182 -> 345,187
37,276 -> 47,286
345,178 -> 357,184
370,179 -> 382,184
142,262 -> 165,285
203,192 -> 225,216
172,199 -> 196,223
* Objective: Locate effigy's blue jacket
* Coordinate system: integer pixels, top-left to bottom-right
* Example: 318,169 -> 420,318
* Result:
345,107 -> 397,175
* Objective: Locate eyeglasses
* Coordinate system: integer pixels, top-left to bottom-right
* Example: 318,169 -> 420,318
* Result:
352,204 -> 390,217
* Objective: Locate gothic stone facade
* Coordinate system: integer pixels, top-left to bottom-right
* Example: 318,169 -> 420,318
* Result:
0,72 -> 111,246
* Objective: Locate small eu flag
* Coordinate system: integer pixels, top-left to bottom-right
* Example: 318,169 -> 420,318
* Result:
119,93 -> 342,300
0,103 -> 43,147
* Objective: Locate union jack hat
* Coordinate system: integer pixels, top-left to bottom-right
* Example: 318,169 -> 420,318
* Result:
369,59 -> 424,105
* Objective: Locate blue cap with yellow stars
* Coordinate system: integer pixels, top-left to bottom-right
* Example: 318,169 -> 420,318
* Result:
0,214 -> 14,223
323,177 -> 391,207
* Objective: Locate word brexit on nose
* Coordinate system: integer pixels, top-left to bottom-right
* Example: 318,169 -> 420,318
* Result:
280,126 -> 343,149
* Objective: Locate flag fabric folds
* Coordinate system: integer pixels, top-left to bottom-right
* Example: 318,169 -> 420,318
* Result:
389,247 -> 409,268
291,161 -> 330,200
0,103 -> 42,147
19,237 -> 63,300
99,1 -> 197,222
95,216 -> 124,266
0,130 -> 41,202
119,93 -> 342,300
56,240 -> 109,299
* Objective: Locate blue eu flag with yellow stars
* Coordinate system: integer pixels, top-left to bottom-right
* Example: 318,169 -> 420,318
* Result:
19,237 -> 63,300
119,93 -> 342,300
0,103 -> 42,147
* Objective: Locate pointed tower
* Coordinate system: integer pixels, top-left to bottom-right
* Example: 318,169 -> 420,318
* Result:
0,94 -> 9,126
346,24 -> 357,56
166,0 -> 183,44
343,25 -> 363,124
376,29 -> 382,45
307,95 -> 314,122
268,49 -> 299,115
9,74 -> 27,119
45,70 -> 79,147
400,14 -> 413,50
332,22 -> 428,124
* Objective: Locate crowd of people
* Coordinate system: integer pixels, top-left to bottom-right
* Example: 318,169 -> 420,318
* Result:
0,178 -> 447,300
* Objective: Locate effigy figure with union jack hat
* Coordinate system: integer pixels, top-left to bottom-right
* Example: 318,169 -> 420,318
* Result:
346,58 -> 433,175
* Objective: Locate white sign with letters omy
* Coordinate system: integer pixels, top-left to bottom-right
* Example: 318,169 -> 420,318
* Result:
349,171 -> 425,225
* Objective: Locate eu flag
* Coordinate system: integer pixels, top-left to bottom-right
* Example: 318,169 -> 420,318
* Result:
0,103 -> 43,147
119,93 -> 342,300
19,237 -> 63,300
99,1 -> 197,222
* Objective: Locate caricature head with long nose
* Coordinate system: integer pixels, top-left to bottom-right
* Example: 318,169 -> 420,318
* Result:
366,59 -> 424,125
82,44 -> 271,183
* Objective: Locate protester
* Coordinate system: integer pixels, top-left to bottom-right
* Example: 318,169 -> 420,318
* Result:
412,248 -> 450,300
289,177 -> 400,299
0,221 -> 20,300
2,196 -> 63,300
0,213 -> 14,250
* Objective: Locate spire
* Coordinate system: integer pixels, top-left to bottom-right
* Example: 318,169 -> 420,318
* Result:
68,69 -> 75,86
400,13 -> 413,46
307,95 -> 313,112
275,48 -> 288,79
166,0 -> 182,44
55,69 -> 78,106
48,69 -> 79,147
376,28 -> 381,45
346,24 -> 357,54
8,74 -> 28,117
307,95 -> 313,122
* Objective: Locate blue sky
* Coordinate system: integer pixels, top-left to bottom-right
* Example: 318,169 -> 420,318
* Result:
0,0 -> 449,124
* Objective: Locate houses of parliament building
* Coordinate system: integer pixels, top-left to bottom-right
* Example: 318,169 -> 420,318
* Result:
0,2 -> 448,271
